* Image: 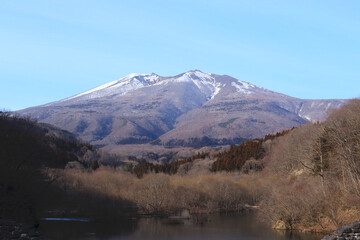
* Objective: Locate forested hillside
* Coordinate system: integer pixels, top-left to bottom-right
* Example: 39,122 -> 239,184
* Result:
210,129 -> 292,172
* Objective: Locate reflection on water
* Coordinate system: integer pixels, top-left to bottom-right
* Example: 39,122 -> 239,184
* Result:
41,218 -> 91,222
39,214 -> 323,240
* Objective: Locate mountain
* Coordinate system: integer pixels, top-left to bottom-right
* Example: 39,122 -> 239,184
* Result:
18,70 -> 346,148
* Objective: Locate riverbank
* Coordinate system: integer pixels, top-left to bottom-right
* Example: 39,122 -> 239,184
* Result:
0,219 -> 43,240
37,213 -> 323,240
50,166 -> 360,235
322,221 -> 360,240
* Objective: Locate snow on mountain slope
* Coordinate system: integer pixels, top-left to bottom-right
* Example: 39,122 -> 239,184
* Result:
56,70 -> 268,105
18,70 -> 347,148
297,99 -> 347,122
59,70 -> 224,103
61,73 -> 161,102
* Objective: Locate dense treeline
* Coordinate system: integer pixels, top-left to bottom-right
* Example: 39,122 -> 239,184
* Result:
211,140 -> 263,171
133,152 -> 210,177
211,129 -> 292,172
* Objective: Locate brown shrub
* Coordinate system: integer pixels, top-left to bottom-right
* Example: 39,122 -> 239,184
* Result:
130,174 -> 172,214
53,169 -> 255,216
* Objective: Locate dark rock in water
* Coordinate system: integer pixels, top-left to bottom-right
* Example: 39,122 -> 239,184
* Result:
322,221 -> 360,240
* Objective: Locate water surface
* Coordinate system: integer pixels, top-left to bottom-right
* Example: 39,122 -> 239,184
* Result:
39,214 -> 323,240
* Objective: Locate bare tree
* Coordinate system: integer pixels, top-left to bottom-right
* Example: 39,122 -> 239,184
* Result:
325,99 -> 360,196
132,174 -> 171,214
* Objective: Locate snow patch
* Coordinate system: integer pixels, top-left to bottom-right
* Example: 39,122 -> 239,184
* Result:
210,83 -> 221,100
59,70 -> 221,103
325,102 -> 332,111
64,79 -> 120,101
302,115 -> 312,121
154,70 -> 220,100
61,73 -> 159,102
231,82 -> 252,95
187,71 -> 221,100
298,112 -> 315,122
193,71 -> 213,80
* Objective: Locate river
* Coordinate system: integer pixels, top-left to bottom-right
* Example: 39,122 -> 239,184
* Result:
39,214 -> 323,240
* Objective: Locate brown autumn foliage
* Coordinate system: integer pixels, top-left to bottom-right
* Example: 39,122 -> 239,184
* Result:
211,129 -> 292,172
259,99 -> 360,232
53,168 -> 259,216
132,130 -> 292,178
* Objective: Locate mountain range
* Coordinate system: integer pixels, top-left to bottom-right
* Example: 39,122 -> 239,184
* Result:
18,70 -> 346,148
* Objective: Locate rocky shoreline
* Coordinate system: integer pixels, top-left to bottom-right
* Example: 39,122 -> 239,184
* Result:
322,221 -> 360,240
0,219 -> 43,240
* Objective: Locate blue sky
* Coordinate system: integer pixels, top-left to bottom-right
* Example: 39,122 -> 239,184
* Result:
1,0 -> 359,110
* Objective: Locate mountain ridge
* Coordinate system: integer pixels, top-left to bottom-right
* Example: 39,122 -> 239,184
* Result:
18,70 -> 347,148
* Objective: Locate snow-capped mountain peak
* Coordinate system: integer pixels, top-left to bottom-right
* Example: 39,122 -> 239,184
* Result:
173,70 -> 221,100
61,70 -> 222,103
19,70 -> 346,149
61,72 -> 161,102
124,72 -> 160,84
58,70 -> 279,105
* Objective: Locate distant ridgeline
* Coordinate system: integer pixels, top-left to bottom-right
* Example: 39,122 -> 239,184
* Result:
133,129 -> 293,177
